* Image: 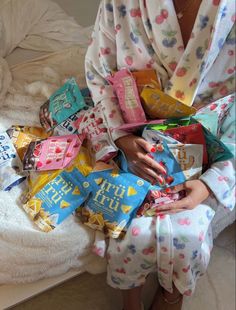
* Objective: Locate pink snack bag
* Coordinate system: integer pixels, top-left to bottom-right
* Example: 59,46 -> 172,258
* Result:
76,106 -> 117,162
107,68 -> 147,124
23,134 -> 84,171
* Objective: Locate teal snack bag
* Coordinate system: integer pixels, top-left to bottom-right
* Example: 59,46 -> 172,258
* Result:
23,168 -> 91,232
82,168 -> 150,238
190,118 -> 233,164
40,78 -> 87,131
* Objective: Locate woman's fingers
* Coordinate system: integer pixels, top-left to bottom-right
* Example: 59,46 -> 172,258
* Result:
131,164 -> 156,184
155,196 -> 192,212
136,137 -> 155,153
140,153 -> 167,175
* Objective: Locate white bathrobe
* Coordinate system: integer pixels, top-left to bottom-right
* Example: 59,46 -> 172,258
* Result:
85,0 -> 235,294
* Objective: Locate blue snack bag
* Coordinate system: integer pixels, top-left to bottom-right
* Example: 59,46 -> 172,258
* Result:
82,167 -> 150,238
23,168 -> 91,232
0,132 -> 26,191
120,127 -> 186,189
40,78 -> 87,131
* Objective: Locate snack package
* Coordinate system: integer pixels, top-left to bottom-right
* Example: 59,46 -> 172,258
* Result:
23,168 -> 91,232
164,123 -> 208,164
7,125 -> 49,160
131,69 -> 161,93
140,87 -> 196,119
77,106 -> 118,162
0,132 -> 26,191
39,78 -> 87,131
119,128 -> 186,190
168,144 -> 203,180
53,110 -> 85,136
23,134 -> 84,171
137,189 -> 185,217
107,68 -> 147,123
23,146 -> 93,203
53,87 -> 94,136
81,167 -> 150,238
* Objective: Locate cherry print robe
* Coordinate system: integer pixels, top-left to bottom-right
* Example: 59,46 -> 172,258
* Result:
85,0 -> 235,293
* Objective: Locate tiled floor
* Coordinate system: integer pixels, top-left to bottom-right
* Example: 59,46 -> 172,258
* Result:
11,223 -> 235,310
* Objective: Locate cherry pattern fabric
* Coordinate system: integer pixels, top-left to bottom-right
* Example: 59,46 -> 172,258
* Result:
85,0 -> 235,294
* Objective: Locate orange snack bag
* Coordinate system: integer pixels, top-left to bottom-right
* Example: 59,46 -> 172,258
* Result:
131,69 -> 161,93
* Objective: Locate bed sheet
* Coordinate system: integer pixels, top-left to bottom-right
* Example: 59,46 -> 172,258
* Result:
0,45 -> 107,284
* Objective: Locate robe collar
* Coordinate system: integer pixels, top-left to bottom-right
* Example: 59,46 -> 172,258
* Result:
140,0 -> 235,105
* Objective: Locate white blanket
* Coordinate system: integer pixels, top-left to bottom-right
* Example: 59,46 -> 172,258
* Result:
0,0 -> 106,284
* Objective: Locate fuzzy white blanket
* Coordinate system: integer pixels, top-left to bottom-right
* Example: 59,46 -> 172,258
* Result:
0,0 -> 106,284
0,46 -> 107,284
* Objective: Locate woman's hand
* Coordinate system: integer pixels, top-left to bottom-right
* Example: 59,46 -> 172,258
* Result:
115,134 -> 166,184
155,180 -> 211,214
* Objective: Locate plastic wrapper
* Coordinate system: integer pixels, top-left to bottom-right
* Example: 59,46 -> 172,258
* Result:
169,144 -> 203,180
53,87 -> 94,136
22,146 -> 93,203
0,132 -> 26,191
80,164 -> 150,238
119,128 -> 186,190
164,123 -> 208,164
131,69 -> 161,93
39,78 -> 87,132
22,168 -> 91,232
140,87 -> 196,119
107,68 -> 147,123
23,134 -> 84,171
77,105 -> 118,162
137,189 -> 186,217
7,125 -> 49,160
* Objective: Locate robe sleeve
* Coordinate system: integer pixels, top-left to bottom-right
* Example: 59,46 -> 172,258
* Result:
85,1 -> 128,141
200,103 -> 235,210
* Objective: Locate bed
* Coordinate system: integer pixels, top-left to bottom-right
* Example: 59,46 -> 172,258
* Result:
0,0 -> 235,308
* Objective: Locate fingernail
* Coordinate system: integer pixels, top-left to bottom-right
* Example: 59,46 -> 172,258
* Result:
147,153 -> 154,159
151,147 -> 156,153
162,169 -> 167,175
165,188 -> 171,193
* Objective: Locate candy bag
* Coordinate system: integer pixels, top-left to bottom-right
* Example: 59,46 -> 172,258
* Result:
0,132 -> 26,191
164,123 -> 208,164
23,134 -> 84,171
53,87 -> 93,136
119,128 -> 186,190
39,78 -> 87,131
168,144 -> 203,180
137,189 -> 185,217
53,110 -> 86,136
7,125 -> 49,160
23,168 -> 91,232
81,167 -> 150,238
131,69 -> 161,93
77,105 -> 118,162
140,87 -> 196,119
107,68 -> 147,123
23,146 -> 93,203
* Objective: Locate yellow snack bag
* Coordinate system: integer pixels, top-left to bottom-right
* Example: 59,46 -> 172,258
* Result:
140,87 -> 196,119
7,125 -> 49,160
23,146 -> 92,203
22,146 -> 93,232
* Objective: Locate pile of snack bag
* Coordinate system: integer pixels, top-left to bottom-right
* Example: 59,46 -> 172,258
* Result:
0,72 -> 234,239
